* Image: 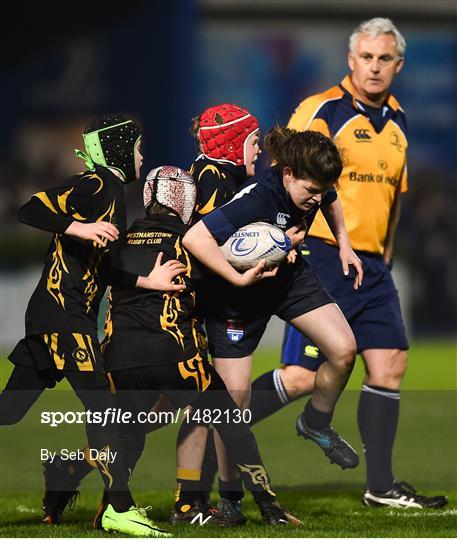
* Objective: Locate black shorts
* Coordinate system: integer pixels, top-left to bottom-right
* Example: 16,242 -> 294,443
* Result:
204,257 -> 333,358
282,238 -> 409,371
110,353 -> 218,410
9,333 -> 105,375
103,318 -> 208,372
110,355 -> 252,444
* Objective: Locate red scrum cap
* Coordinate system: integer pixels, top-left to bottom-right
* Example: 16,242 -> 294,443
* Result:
197,104 -> 259,166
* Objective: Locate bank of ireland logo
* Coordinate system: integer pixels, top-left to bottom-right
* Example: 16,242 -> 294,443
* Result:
354,129 -> 372,141
227,319 -> 245,342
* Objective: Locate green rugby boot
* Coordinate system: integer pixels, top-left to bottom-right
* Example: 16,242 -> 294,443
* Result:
101,504 -> 171,537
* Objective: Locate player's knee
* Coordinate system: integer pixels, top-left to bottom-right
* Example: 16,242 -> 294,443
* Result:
212,357 -> 252,407
226,388 -> 251,409
332,336 -> 356,371
385,350 -> 408,386
280,365 -> 315,399
366,350 -> 408,388
397,349 -> 408,370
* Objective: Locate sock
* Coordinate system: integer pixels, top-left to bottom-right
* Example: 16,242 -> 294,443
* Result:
250,369 -> 290,425
53,452 -> 94,488
108,491 -> 135,512
196,382 -> 275,505
303,398 -> 333,428
175,468 -> 201,512
118,430 -> 147,482
199,429 -> 218,501
86,438 -> 134,513
358,384 -> 399,492
226,433 -> 275,504
102,452 -> 135,513
66,373 -> 135,514
219,477 -> 244,502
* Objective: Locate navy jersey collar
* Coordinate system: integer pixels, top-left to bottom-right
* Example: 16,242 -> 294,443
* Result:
339,75 -> 403,133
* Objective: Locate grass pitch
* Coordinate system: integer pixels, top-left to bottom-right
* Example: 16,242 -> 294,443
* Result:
0,340 -> 456,537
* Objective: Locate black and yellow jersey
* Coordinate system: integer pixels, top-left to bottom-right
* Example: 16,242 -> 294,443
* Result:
190,155 -> 247,224
288,75 -> 408,255
189,155 -> 248,320
19,165 -> 136,336
102,214 -> 204,371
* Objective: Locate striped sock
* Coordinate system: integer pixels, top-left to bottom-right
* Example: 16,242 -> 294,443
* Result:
250,369 -> 290,425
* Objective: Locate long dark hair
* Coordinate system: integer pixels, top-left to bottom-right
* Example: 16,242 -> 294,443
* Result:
264,126 -> 342,188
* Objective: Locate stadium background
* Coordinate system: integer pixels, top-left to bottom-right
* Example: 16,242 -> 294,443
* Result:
0,1 -> 455,537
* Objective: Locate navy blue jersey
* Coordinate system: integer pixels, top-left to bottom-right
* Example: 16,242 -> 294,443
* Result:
202,165 -> 337,244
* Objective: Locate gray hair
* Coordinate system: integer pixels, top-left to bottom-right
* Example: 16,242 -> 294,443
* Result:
349,18 -> 406,57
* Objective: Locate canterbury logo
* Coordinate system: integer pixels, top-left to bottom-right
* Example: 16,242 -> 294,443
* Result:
276,212 -> 289,226
304,345 -> 319,359
354,129 -> 372,141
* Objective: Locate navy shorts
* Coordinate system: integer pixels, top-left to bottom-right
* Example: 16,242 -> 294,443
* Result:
204,256 -> 333,358
281,238 -> 409,371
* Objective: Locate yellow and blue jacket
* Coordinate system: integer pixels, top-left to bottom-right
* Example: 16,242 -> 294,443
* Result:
288,75 -> 408,255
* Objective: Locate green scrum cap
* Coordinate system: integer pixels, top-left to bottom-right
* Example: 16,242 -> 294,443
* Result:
75,114 -> 142,183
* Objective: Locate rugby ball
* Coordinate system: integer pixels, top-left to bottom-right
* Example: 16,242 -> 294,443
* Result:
220,222 -> 291,271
